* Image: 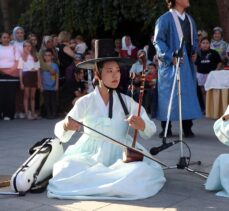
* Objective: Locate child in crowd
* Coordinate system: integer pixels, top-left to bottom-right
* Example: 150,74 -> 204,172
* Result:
72,69 -> 87,105
144,63 -> 158,118
18,40 -> 40,120
40,49 -> 59,119
195,37 -> 222,110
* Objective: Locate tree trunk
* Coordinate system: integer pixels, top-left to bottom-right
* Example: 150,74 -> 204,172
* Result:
216,0 -> 229,42
0,0 -> 10,31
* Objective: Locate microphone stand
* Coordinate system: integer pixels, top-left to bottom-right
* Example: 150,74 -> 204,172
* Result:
157,37 -> 207,179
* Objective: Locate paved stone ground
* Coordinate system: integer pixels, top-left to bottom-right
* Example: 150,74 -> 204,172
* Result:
0,117 -> 229,211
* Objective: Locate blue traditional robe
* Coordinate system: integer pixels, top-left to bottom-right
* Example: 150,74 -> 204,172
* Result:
154,10 -> 202,121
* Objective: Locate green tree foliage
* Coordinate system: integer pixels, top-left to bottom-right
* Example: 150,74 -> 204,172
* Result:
19,0 -> 219,42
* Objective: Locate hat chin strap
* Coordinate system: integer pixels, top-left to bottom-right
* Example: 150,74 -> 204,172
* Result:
103,82 -> 129,119
103,83 -> 114,119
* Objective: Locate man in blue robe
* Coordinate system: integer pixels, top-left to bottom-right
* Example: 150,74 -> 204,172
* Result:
154,0 -> 202,138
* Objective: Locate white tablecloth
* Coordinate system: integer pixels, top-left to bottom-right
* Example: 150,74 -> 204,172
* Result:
205,70 -> 229,91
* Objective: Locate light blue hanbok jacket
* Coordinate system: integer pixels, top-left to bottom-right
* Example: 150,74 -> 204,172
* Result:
154,11 -> 202,121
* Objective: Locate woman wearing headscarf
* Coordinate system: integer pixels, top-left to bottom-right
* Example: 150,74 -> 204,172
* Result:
11,26 -> 26,119
11,26 -> 25,59
120,35 -> 138,59
210,27 -> 228,65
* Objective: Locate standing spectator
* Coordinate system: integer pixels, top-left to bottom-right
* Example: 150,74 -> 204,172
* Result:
145,63 -> 158,118
226,43 -> 229,67
57,31 -> 77,81
18,40 -> 41,120
69,38 -> 76,51
197,30 -> 208,51
51,34 -> 59,48
114,38 -> 121,56
196,29 -> 209,111
195,37 -> 222,110
88,38 -> 96,58
75,35 -> 87,55
120,35 -> 138,59
40,49 -> 59,119
0,32 -> 19,120
154,0 -> 202,138
210,27 -> 228,65
39,35 -> 59,65
71,69 -> 87,105
11,26 -> 25,119
28,33 -> 39,51
83,51 -> 94,93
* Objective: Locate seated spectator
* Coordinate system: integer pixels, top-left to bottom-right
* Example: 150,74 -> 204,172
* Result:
128,50 -> 151,102
144,63 -> 158,118
120,35 -> 138,59
195,37 -> 222,110
129,49 -> 152,74
210,27 -> 228,65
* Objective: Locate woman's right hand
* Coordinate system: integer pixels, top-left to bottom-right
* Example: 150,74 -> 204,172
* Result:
63,116 -> 81,131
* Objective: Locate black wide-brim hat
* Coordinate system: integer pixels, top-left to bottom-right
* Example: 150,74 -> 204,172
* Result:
76,39 -> 135,70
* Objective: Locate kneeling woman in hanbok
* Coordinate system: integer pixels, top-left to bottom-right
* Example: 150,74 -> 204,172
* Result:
47,39 -> 166,200
205,105 -> 229,197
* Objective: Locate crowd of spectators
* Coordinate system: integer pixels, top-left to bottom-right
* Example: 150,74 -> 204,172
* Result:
0,25 -> 228,122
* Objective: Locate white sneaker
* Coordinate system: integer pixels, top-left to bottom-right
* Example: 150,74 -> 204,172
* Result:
26,111 -> 32,120
14,112 -> 20,119
33,113 -> 38,119
19,112 -> 26,119
3,117 -> 11,121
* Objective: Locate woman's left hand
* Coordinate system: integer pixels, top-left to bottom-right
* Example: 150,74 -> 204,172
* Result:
127,115 -> 145,131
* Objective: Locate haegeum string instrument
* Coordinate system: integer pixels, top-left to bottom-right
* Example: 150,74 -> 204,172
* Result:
68,116 -> 167,167
123,52 -> 148,163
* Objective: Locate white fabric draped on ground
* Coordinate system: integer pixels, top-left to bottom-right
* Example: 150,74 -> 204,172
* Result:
47,87 -> 166,200
205,105 -> 229,197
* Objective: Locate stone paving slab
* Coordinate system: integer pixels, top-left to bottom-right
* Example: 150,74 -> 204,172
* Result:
0,118 -> 229,210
